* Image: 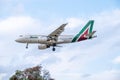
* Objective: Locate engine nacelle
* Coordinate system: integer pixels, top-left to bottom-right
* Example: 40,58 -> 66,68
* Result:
38,44 -> 47,49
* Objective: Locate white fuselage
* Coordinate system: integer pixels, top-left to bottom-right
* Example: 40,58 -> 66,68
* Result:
15,35 -> 74,44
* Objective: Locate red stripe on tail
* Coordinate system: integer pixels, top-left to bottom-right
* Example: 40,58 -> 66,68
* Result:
78,29 -> 89,41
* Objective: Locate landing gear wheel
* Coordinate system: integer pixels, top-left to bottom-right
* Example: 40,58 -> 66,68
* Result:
26,46 -> 28,49
52,47 -> 55,51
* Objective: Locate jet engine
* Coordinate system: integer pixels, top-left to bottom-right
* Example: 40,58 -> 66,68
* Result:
38,44 -> 48,49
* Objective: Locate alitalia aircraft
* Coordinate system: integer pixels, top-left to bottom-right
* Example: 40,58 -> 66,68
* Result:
15,20 -> 97,51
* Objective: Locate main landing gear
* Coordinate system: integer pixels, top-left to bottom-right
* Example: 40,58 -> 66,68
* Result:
52,43 -> 56,51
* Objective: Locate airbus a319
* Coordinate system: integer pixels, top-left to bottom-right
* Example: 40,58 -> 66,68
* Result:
15,20 -> 97,51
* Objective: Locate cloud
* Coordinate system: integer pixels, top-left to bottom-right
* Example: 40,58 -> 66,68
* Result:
66,18 -> 85,28
66,9 -> 120,30
0,73 -> 7,80
92,70 -> 120,80
50,70 -> 120,80
0,16 -> 41,34
93,9 -> 120,32
0,57 -> 12,67
113,56 -> 120,64
87,70 -> 120,80
0,9 -> 120,80
52,70 -> 120,80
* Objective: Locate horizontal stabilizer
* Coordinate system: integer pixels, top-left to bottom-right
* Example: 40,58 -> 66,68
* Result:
86,31 -> 96,37
84,31 -> 96,39
92,35 -> 97,38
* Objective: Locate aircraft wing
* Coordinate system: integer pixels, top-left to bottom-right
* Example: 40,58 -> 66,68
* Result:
48,23 -> 68,38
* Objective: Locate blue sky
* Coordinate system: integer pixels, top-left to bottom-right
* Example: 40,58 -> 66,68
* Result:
0,0 -> 118,18
0,0 -> 120,80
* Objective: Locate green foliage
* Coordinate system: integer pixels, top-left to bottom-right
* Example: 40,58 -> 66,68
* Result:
9,65 -> 43,80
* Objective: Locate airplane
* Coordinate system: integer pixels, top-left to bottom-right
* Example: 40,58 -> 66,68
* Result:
15,20 -> 97,51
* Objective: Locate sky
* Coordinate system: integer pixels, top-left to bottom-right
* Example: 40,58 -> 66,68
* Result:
0,0 -> 120,80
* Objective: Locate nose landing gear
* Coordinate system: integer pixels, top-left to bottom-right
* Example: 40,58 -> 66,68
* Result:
26,43 -> 28,49
52,47 -> 55,51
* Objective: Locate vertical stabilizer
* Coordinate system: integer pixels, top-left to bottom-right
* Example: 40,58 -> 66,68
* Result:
72,20 -> 94,42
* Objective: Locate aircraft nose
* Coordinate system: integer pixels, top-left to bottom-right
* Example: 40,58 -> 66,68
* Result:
15,39 -> 21,42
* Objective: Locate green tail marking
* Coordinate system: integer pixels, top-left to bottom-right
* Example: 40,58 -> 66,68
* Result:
72,20 -> 94,42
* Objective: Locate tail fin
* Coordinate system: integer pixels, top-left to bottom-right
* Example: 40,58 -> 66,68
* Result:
72,20 -> 94,42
